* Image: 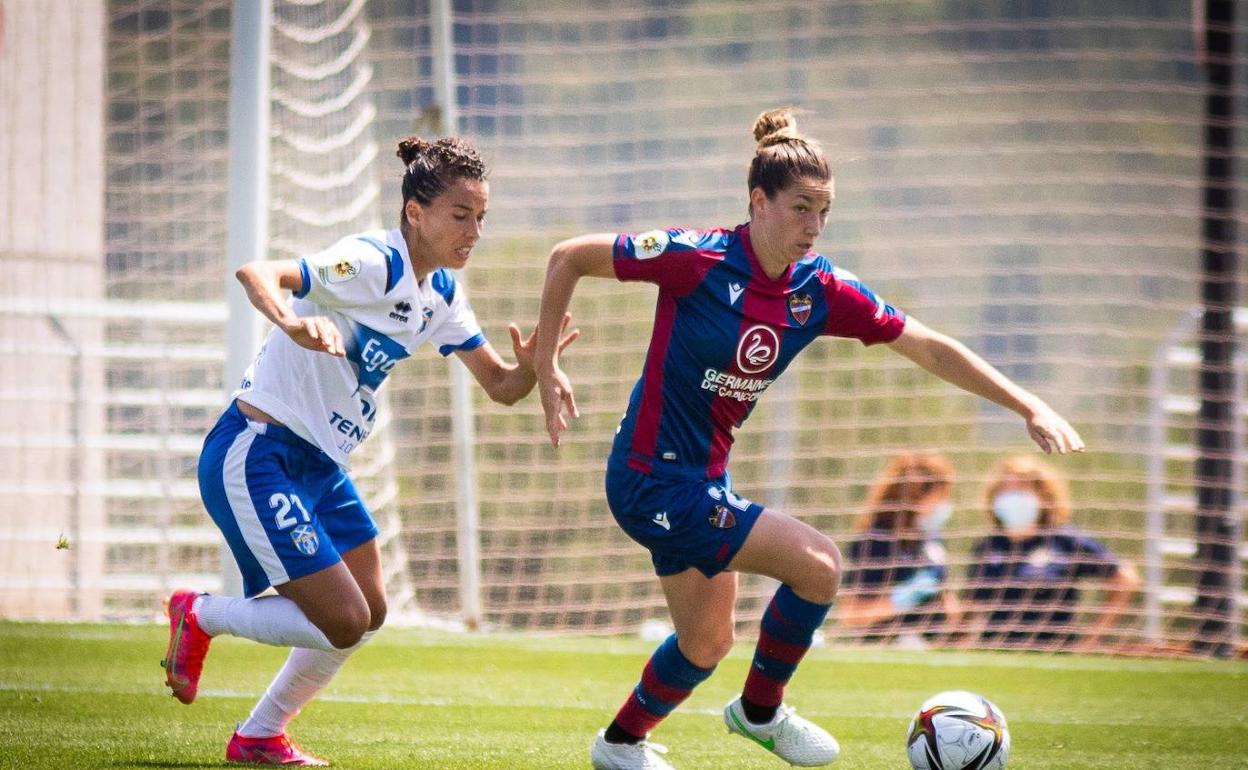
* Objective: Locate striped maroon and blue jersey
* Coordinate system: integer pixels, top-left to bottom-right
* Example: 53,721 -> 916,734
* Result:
610,223 -> 906,480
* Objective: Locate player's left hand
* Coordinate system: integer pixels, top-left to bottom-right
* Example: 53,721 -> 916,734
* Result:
537,363 -> 579,448
1025,401 -> 1085,454
510,312 -> 579,372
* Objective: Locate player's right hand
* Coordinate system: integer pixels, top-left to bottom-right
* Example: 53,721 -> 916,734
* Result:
1024,400 -> 1084,455
283,316 -> 345,357
537,364 -> 578,448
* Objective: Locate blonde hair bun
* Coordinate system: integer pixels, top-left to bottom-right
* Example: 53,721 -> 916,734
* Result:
752,107 -> 801,147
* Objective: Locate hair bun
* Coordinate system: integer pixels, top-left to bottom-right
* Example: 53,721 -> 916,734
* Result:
396,136 -> 431,166
752,107 -> 800,146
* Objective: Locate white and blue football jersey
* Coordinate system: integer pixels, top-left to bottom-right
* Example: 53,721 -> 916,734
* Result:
234,228 -> 485,467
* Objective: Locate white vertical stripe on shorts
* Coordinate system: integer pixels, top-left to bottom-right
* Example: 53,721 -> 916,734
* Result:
222,428 -> 290,585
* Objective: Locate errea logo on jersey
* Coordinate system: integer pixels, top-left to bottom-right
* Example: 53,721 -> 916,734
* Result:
390,300 -> 412,322
634,230 -> 670,260
736,324 -> 779,374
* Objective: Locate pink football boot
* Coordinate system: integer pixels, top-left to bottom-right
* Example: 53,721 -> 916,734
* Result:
226,731 -> 331,766
161,589 -> 212,704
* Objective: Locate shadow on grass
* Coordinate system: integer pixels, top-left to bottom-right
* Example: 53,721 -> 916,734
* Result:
110,762 -> 227,769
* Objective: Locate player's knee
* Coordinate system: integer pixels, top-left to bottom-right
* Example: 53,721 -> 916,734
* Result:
707,629 -> 737,664
323,606 -> 371,649
367,598 -> 388,631
800,542 -> 842,605
804,565 -> 839,605
681,628 -> 735,668
326,623 -> 366,650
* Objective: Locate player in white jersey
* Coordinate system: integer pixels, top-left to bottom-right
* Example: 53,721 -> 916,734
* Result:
162,136 -> 577,766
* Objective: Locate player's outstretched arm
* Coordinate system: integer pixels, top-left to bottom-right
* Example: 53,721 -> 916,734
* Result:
455,313 -> 579,405
887,317 -> 1084,454
533,234 -> 617,447
235,260 -> 344,357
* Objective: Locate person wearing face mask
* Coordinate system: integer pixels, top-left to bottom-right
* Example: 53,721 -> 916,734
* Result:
966,454 -> 1140,651
838,453 -> 962,646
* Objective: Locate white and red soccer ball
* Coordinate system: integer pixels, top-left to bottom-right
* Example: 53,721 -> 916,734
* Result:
906,690 -> 1011,770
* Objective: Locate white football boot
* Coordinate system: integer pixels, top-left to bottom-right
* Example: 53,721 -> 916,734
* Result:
723,696 -> 840,766
590,729 -> 676,770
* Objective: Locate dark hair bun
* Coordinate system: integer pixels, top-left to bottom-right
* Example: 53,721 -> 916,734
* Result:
396,135 -> 488,206
397,136 -> 431,166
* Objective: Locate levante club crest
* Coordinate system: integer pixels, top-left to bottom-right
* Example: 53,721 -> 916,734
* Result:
708,504 -> 737,529
788,292 -> 812,326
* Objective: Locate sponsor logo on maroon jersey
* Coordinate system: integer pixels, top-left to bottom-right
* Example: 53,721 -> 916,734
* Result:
735,324 -> 779,374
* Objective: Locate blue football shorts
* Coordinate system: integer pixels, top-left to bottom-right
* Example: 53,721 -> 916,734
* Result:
198,401 -> 379,597
604,458 -> 766,578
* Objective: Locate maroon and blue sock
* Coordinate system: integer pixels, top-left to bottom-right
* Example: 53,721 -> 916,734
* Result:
606,633 -> 715,743
742,584 -> 832,724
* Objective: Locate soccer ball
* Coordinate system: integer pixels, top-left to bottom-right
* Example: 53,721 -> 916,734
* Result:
906,690 -> 1010,770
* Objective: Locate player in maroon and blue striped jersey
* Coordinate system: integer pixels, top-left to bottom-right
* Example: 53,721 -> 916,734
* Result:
534,108 -> 1084,770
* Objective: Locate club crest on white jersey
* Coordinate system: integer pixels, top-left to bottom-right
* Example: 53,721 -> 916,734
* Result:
320,256 -> 361,284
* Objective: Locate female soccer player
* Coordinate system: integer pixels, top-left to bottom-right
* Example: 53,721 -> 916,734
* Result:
966,454 -> 1140,651
533,108 -> 1084,770
162,136 -> 576,766
838,452 -> 962,646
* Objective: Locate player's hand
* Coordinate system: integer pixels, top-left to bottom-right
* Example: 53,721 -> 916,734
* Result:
283,316 -> 345,357
537,364 -> 579,448
1024,401 -> 1084,454
510,312 -> 579,373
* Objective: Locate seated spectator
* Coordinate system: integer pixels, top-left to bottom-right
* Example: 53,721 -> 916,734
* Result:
966,454 -> 1140,651
839,452 -> 962,646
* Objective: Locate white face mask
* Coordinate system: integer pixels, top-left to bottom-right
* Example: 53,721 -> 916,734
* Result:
993,490 -> 1041,531
921,500 -> 953,534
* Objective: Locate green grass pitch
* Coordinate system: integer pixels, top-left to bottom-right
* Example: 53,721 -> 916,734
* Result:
1,622 -> 1245,769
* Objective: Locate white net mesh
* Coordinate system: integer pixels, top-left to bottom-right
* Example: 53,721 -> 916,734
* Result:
268,0 -> 410,614
1,0 -> 1243,655
93,0 -> 231,618
1,0 -> 403,619
363,0 -> 1247,650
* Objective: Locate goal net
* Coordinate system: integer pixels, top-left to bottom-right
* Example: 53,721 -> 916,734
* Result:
0,0 -> 407,620
1,0 -> 1243,656
368,0 -> 1247,652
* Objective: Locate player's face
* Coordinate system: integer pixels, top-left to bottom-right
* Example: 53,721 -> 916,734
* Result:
752,176 -> 834,261
406,177 -> 489,271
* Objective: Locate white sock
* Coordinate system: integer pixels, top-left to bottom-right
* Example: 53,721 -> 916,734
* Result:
192,594 -> 335,651
237,630 -> 377,739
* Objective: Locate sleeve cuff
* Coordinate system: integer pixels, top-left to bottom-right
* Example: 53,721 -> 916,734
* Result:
293,258 -> 312,299
438,332 -> 486,357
